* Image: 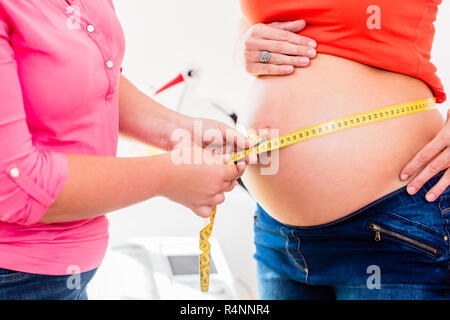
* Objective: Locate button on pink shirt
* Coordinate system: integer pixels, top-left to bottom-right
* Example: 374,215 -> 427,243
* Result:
0,0 -> 125,274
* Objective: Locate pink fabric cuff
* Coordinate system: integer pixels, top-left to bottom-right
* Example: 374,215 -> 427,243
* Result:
3,151 -> 69,225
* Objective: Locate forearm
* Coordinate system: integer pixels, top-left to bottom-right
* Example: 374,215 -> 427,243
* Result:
118,75 -> 192,150
41,153 -> 167,223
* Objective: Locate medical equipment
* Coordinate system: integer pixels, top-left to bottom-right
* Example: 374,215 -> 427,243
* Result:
88,236 -> 238,300
139,236 -> 238,299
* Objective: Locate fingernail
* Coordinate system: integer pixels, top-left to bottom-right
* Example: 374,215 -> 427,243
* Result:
299,57 -> 309,64
400,173 -> 409,181
407,186 -> 416,194
426,193 -> 436,202
307,48 -> 316,57
308,41 -> 317,48
285,65 -> 294,72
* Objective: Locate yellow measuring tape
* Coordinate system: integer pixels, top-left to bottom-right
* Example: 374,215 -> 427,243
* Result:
199,97 -> 437,292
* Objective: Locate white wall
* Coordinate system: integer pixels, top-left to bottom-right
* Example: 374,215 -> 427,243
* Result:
107,0 -> 450,299
108,0 -> 259,299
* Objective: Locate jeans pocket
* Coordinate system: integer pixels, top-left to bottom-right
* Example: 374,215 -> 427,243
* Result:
438,193 -> 450,258
366,220 -> 441,258
438,193 -> 450,217
280,228 -> 309,275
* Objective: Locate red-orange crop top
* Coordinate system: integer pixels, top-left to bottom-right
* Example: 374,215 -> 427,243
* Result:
240,0 -> 446,103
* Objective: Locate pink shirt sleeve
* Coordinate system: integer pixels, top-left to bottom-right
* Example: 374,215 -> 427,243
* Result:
0,10 -> 69,226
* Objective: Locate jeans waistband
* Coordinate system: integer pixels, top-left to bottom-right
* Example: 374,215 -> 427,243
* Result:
256,169 -> 447,230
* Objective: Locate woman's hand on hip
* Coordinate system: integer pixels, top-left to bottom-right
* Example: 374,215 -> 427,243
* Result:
240,19 -> 317,76
400,109 -> 450,201
160,146 -> 246,218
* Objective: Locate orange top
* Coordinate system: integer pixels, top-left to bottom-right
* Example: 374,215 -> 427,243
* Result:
240,0 -> 446,103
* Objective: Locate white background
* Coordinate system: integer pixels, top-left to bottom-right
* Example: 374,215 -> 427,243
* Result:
102,0 -> 450,299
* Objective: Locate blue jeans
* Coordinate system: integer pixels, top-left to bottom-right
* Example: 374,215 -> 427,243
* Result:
254,170 -> 450,300
0,268 -> 97,300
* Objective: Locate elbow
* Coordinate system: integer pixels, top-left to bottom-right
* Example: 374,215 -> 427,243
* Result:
37,201 -> 69,224
37,203 -> 58,224
0,191 -> 53,226
0,150 -> 69,226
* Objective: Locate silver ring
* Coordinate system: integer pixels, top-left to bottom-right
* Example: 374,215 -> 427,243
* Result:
259,50 -> 271,64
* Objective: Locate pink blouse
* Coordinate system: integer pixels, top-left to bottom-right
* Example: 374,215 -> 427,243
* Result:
0,0 -> 125,274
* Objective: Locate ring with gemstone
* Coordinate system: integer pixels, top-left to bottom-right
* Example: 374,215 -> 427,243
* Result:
259,50 -> 271,63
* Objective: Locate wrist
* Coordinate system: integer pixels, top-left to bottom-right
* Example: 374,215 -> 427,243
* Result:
149,153 -> 175,198
177,114 -> 196,135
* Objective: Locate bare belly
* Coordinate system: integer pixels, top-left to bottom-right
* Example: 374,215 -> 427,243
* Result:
241,53 -> 445,226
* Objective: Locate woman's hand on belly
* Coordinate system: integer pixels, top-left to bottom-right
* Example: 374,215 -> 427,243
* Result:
400,108 -> 450,201
238,19 -> 317,76
240,52 -> 442,226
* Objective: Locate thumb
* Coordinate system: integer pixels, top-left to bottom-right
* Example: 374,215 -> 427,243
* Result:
195,206 -> 214,218
269,19 -> 306,33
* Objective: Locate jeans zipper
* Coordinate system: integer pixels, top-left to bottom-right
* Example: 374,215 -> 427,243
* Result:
368,223 -> 439,256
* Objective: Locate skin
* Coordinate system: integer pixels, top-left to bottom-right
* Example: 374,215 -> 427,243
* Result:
235,19 -> 317,76
237,19 -> 448,226
40,75 -> 248,223
399,108 -> 450,202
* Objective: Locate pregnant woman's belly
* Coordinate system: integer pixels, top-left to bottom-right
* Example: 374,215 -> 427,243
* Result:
241,53 -> 445,226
